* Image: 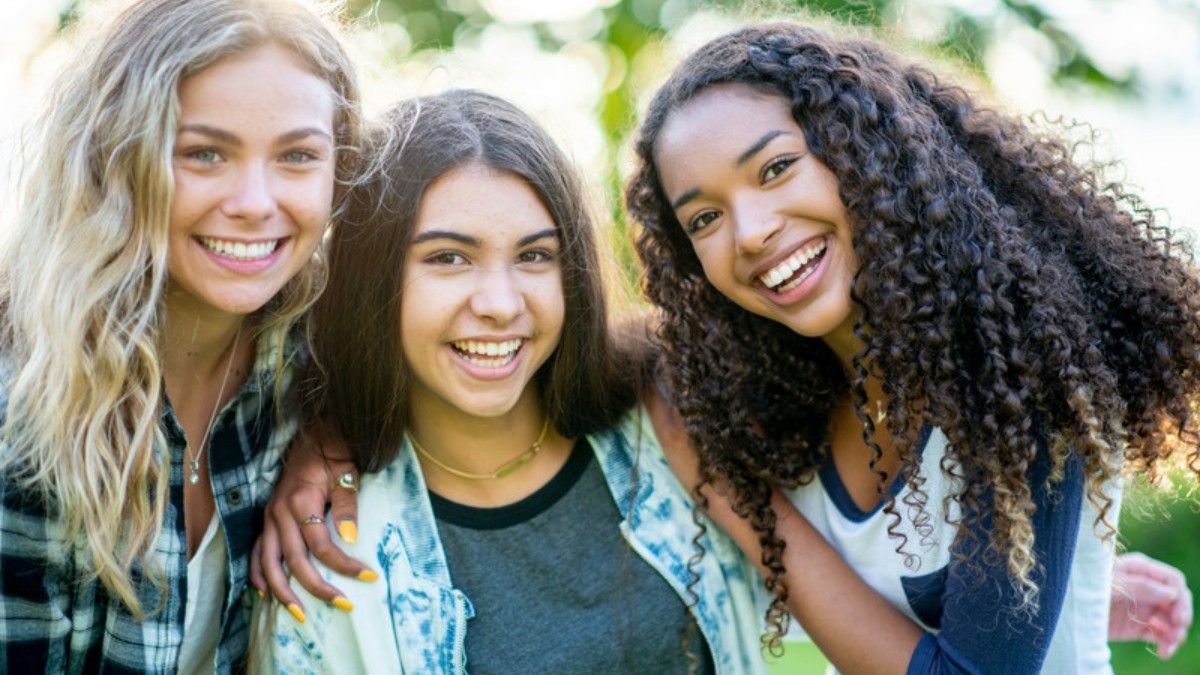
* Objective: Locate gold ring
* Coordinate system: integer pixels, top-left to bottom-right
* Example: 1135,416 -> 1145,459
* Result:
335,471 -> 358,492
300,514 -> 325,526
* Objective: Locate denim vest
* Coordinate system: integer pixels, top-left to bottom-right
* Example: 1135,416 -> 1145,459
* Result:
264,407 -> 768,674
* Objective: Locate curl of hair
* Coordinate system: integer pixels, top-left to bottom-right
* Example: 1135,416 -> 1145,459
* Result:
0,0 -> 361,617
626,22 -> 1200,646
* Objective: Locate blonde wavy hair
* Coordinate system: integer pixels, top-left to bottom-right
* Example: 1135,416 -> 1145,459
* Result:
0,0 -> 361,617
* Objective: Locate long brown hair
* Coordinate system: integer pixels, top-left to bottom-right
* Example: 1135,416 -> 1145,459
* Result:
307,89 -> 640,471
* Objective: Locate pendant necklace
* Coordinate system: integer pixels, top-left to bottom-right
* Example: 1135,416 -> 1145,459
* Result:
186,326 -> 241,486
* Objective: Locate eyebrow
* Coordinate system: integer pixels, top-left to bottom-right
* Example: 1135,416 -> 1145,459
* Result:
670,130 -> 791,210
411,228 -> 558,248
412,230 -> 478,246
517,228 -> 559,247
177,124 -> 332,146
736,130 -> 788,166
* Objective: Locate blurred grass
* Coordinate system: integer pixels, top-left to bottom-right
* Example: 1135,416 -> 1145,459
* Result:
765,475 -> 1200,675
766,640 -> 828,674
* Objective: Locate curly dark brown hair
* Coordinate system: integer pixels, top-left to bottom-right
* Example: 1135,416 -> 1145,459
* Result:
626,22 -> 1200,647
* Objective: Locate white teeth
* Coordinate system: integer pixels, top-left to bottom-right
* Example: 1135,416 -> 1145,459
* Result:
758,240 -> 827,290
451,339 -> 523,367
200,237 -> 280,261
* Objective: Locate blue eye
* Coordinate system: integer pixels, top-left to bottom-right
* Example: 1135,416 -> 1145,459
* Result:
281,149 -> 320,164
686,210 -> 719,235
183,147 -> 221,164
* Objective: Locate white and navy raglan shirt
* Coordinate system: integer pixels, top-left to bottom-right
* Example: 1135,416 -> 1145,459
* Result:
785,426 -> 1119,675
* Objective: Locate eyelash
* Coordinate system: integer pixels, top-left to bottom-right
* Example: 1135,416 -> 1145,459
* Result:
761,156 -> 797,183
424,249 -> 557,266
182,147 -> 221,164
427,251 -> 469,265
686,211 -> 719,235
518,248 -> 556,264
281,148 -> 320,164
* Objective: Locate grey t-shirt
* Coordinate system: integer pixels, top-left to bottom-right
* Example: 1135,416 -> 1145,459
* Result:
431,439 -> 714,674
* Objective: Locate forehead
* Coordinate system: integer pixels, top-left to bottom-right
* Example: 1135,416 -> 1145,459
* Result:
655,83 -> 798,169
177,43 -> 335,128
416,162 -> 557,237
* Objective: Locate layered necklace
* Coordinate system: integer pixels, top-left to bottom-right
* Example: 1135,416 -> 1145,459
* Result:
186,326 -> 241,486
410,416 -> 551,481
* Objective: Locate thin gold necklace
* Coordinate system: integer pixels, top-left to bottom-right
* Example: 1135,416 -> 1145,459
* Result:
187,326 -> 241,486
410,416 -> 551,480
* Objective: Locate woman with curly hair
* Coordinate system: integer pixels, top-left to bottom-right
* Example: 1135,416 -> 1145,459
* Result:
0,0 -> 360,671
625,22 -> 1200,675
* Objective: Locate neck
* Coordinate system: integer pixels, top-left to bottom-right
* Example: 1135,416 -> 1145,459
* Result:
821,305 -> 866,380
408,386 -> 570,506
160,285 -> 251,383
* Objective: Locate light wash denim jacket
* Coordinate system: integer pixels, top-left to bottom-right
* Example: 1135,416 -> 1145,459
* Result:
263,406 -> 769,674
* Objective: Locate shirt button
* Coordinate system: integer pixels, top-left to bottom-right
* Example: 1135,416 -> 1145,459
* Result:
228,488 -> 243,506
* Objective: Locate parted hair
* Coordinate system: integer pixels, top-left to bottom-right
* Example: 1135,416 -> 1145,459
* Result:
0,0 -> 360,617
626,22 -> 1200,646
306,89 -> 641,471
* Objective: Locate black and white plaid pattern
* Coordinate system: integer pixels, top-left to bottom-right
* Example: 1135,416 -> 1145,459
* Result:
0,331 -> 300,674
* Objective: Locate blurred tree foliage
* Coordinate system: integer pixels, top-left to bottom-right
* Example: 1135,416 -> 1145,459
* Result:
346,0 -> 1143,143
328,0 -> 1165,274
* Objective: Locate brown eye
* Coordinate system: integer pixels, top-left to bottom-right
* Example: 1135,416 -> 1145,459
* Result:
761,157 -> 797,183
686,210 -> 719,235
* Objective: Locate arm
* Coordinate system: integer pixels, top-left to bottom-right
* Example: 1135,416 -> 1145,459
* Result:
249,424 -> 375,614
644,388 -> 922,675
647,388 -> 1089,675
1109,551 -> 1193,659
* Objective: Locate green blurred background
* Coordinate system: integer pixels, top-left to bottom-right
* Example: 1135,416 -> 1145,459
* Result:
10,0 -> 1200,672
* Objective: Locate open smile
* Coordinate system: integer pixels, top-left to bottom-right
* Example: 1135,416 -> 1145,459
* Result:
756,236 -> 829,293
198,236 -> 285,262
450,338 -> 526,370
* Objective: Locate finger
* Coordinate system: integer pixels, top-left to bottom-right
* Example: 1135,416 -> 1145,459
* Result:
260,506 -> 304,621
297,507 -> 374,581
329,471 -> 361,545
285,481 -> 373,580
282,515 -> 354,611
249,537 -> 267,598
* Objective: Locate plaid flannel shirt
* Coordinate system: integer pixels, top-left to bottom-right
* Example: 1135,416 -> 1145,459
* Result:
0,329 -> 300,674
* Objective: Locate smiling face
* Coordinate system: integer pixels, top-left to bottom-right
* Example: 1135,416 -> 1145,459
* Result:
399,162 -> 565,422
654,83 -> 859,341
167,42 -> 336,319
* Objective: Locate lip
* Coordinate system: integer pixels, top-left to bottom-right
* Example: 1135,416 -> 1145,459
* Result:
195,235 -> 290,275
754,235 -> 833,305
747,233 -> 829,282
447,338 -> 526,381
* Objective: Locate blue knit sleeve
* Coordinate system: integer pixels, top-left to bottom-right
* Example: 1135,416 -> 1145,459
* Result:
905,445 -> 1086,675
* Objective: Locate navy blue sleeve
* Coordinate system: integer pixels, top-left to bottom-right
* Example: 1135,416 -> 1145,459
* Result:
906,446 -> 1086,675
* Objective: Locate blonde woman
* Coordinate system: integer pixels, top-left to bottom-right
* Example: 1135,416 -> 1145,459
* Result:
0,0 -> 359,672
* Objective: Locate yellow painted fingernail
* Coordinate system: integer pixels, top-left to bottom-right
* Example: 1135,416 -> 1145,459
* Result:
286,603 -> 306,623
337,519 -> 358,544
357,569 -> 379,583
332,596 -> 353,612
255,588 -> 265,599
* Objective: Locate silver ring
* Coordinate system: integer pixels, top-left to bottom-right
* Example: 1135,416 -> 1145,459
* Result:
335,471 -> 358,492
300,514 -> 325,526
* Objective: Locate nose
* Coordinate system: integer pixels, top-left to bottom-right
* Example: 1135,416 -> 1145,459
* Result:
469,267 -> 525,325
220,163 -> 277,222
732,204 -> 783,256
